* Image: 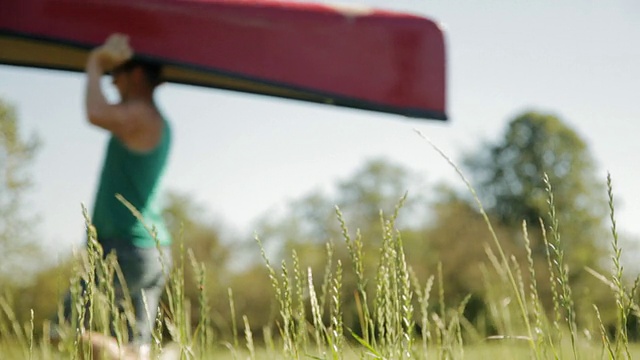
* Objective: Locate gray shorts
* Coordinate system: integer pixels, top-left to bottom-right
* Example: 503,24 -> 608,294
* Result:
56,239 -> 172,345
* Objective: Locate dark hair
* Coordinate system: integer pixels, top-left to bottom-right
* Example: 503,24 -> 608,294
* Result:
112,58 -> 163,86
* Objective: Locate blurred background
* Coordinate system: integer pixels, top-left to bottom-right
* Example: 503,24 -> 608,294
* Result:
1,0 -> 639,341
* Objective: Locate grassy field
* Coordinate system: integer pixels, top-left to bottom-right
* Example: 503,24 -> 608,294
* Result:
1,170 -> 639,359
2,332 -> 640,359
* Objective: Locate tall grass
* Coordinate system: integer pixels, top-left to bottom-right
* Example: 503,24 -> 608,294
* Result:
1,159 -> 640,359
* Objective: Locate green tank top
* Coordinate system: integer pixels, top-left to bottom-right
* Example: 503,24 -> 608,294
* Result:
92,117 -> 172,247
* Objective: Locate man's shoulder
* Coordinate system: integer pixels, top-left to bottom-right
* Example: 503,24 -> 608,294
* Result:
125,100 -> 158,117
117,100 -> 165,151
122,101 -> 164,129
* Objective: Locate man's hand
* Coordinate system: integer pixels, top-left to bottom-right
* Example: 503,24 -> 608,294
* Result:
85,33 -> 136,138
89,33 -> 133,71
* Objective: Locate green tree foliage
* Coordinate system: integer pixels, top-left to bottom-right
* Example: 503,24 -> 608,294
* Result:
163,191 -> 230,269
2,258 -> 75,336
444,111 -> 616,329
462,111 -> 607,268
404,187 -> 517,299
254,158 -> 430,333
161,191 -> 231,327
401,185 -> 535,335
254,158 -> 430,297
0,98 -> 40,284
335,158 -> 427,237
161,191 -> 277,339
258,158 -> 428,254
0,98 -> 72,337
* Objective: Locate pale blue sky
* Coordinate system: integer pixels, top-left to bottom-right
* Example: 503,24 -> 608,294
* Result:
1,0 -> 639,261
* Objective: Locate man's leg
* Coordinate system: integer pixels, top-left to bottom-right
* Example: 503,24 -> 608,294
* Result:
111,243 -> 171,346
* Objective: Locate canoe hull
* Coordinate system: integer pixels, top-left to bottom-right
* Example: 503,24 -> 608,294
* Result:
0,0 -> 447,120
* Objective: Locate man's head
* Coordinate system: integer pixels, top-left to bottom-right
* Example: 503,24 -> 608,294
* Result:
111,59 -> 163,100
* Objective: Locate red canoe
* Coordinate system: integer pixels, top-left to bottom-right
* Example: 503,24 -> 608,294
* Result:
0,0 -> 447,120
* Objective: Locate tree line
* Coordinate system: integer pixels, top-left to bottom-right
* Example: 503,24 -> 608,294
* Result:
1,98 -> 635,341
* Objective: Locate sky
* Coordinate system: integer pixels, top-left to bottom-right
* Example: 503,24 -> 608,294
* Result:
1,0 -> 639,263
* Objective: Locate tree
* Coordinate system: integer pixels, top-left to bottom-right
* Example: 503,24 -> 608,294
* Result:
0,98 -> 40,284
162,190 -> 281,339
458,111 -> 613,330
256,157 -> 429,258
403,186 -> 523,330
463,111 -> 608,268
253,158 -> 431,333
162,190 -> 230,289
336,158 -> 427,231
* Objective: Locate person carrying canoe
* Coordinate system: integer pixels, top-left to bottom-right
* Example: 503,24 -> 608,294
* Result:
55,33 -> 173,360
